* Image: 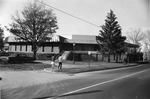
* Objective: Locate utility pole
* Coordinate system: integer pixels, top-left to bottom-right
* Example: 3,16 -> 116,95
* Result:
88,51 -> 91,68
73,42 -> 75,64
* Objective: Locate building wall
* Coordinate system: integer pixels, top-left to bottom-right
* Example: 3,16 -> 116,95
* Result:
6,35 -> 67,53
6,35 -> 139,56
8,44 -> 60,53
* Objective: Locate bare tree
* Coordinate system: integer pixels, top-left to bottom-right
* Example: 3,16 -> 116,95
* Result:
8,1 -> 58,59
0,25 -> 4,51
143,30 -> 150,52
126,28 -> 145,46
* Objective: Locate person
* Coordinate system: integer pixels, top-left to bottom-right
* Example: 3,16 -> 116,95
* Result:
51,55 -> 55,69
58,55 -> 63,69
143,52 -> 147,61
122,54 -> 127,65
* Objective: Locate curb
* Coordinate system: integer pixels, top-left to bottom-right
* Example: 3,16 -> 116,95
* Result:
43,64 -> 139,74
43,68 -> 58,73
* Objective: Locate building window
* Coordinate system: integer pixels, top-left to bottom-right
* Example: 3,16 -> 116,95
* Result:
53,47 -> 59,53
27,45 -> 32,52
11,45 -> 15,51
17,45 -> 20,52
44,46 -> 51,53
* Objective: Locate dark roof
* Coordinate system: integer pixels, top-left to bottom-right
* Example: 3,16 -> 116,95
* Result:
5,34 -> 139,48
72,35 -> 98,44
5,35 -> 69,43
125,42 -> 139,48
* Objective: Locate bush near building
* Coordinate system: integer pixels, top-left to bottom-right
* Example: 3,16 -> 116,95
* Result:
3,52 -> 59,60
127,52 -> 143,62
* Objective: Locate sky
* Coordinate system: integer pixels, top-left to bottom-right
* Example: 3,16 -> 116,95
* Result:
0,0 -> 149,38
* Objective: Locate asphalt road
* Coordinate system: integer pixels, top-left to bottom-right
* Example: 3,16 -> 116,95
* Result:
2,64 -> 150,99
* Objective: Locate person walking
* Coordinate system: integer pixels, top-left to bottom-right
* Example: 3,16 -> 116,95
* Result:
51,55 -> 55,69
58,55 -> 63,69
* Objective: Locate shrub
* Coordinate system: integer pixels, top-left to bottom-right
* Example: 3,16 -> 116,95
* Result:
81,54 -> 96,61
7,52 -> 58,60
127,52 -> 143,62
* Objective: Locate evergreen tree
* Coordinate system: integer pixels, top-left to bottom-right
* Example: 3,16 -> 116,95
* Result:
97,10 -> 126,62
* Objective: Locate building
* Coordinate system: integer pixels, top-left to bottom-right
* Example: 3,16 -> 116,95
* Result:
5,34 -> 139,61
5,35 -> 100,53
5,35 -> 71,53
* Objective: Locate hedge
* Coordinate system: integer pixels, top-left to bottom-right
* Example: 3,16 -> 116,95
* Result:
127,52 -> 143,62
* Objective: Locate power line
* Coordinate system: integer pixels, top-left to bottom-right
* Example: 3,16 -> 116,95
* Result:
36,0 -> 100,28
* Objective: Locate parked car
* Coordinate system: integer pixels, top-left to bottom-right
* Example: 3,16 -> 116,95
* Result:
0,51 -> 9,63
0,51 -> 9,56
8,53 -> 35,63
0,56 -> 9,63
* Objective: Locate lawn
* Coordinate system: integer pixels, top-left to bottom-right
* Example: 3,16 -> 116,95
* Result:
0,61 -> 124,73
55,66 -> 108,74
0,62 -> 51,71
0,60 -> 140,74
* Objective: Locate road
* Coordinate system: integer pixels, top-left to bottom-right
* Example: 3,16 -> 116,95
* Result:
1,64 -> 150,99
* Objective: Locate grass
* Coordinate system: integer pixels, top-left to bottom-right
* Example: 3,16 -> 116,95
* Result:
55,64 -> 137,74
0,62 -> 51,71
55,67 -> 107,74
0,60 -> 141,73
0,61 -> 124,73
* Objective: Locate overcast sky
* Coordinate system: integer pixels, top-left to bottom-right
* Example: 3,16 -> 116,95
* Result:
0,0 -> 149,38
